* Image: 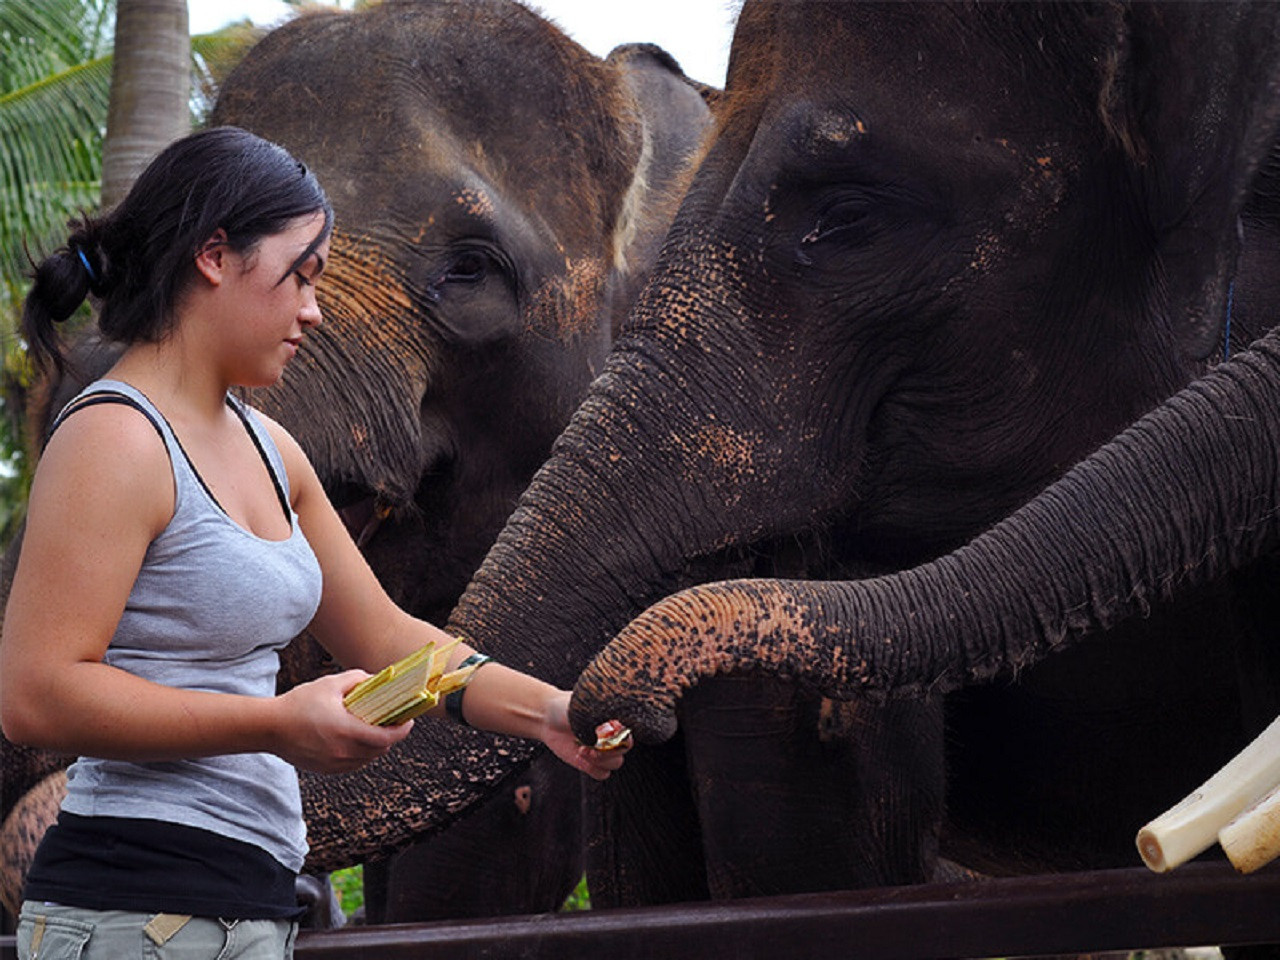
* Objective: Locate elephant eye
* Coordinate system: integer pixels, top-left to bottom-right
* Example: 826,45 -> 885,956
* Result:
802,198 -> 872,247
443,250 -> 489,284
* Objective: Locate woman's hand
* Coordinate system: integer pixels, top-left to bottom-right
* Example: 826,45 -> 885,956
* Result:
540,689 -> 631,780
274,670 -> 413,773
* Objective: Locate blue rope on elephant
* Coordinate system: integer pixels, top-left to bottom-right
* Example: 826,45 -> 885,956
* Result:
1225,279 -> 1235,359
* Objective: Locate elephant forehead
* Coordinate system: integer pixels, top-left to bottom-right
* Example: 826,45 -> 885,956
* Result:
755,1 -> 1110,145
212,2 -> 640,249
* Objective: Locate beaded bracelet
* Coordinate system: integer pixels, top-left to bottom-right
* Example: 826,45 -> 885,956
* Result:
445,652 -> 494,726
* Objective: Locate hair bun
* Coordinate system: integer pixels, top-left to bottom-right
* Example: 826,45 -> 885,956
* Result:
74,242 -> 116,297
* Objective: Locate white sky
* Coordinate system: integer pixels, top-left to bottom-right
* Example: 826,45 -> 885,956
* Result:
186,0 -> 735,87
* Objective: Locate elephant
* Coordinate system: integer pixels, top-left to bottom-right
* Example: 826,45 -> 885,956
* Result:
0,0 -> 713,923
281,0 -> 1280,911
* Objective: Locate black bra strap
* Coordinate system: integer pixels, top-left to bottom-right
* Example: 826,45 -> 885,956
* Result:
227,397 -> 291,522
48,391 -> 165,446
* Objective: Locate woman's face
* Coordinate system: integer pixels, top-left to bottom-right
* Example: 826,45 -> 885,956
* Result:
217,210 -> 330,387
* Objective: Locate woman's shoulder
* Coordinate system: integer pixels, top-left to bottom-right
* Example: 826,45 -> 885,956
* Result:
42,389 -> 169,464
33,391 -> 174,530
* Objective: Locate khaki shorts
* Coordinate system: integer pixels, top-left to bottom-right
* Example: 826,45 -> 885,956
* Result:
17,901 -> 298,959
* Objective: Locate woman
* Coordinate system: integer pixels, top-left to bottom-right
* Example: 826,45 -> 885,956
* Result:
0,126 -> 627,958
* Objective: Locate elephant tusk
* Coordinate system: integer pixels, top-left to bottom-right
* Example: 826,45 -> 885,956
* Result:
1136,713 -> 1280,873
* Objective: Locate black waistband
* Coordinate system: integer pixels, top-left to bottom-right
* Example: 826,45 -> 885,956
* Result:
24,811 -> 303,919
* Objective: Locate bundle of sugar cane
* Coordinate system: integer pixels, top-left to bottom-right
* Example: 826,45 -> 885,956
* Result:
344,637 -> 479,726
1136,713 -> 1280,873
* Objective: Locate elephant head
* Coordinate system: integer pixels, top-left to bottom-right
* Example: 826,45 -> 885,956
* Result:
209,0 -> 713,627
205,0 -> 716,922
295,0 -> 1280,902
204,0 -> 716,922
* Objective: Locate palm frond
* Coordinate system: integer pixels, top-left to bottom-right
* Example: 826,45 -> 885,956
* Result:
0,55 -> 111,281
0,0 -> 114,88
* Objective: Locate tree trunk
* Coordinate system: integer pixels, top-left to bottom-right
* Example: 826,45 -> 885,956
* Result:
101,0 -> 190,210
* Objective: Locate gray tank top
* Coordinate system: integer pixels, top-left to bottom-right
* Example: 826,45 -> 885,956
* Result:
57,380 -> 323,871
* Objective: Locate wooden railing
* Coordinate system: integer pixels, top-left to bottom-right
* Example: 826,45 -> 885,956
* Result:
1,861 -> 1276,959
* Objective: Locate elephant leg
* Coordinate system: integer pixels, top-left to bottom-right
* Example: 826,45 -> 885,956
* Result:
294,873 -> 344,929
682,676 -> 945,898
368,753 -> 584,922
0,770 -> 66,917
583,734 -> 709,908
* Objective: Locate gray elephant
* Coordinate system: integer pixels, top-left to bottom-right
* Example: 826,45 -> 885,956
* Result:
286,0 -> 1280,910
0,0 -> 713,923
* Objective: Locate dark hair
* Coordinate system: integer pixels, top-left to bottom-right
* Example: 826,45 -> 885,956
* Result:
22,125 -> 334,374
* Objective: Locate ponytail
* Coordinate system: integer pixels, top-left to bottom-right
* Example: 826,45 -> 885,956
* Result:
21,219 -> 110,376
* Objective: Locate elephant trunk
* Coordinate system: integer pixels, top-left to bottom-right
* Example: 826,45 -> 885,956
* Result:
301,302 -> 759,868
570,329 -> 1280,744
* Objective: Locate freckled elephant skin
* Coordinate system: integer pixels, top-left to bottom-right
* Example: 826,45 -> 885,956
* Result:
0,0 -> 713,924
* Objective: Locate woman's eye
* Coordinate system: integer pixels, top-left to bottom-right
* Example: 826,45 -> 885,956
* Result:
294,271 -> 315,287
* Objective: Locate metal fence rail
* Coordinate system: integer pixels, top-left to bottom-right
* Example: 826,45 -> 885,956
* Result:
1,862 -> 1276,959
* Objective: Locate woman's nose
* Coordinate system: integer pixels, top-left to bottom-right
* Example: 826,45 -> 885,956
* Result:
300,288 -> 322,328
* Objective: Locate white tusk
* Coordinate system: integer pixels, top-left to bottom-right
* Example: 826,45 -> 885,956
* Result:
1219,780 -> 1280,874
1135,714 -> 1280,873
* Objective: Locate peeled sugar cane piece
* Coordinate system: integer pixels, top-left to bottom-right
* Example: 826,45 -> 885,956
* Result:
344,637 -> 479,726
1218,781 -> 1280,874
1136,714 -> 1280,873
593,720 -> 632,751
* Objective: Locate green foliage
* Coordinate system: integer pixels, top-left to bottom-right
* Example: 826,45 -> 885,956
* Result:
0,2 -> 262,547
330,865 -> 364,917
324,868 -> 592,920
0,0 -> 113,286
561,874 -> 591,911
0,0 -> 114,543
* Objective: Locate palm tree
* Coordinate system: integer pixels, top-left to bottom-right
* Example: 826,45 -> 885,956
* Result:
103,0 -> 191,209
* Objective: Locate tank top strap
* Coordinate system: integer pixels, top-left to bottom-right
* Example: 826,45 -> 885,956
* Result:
48,382 -> 166,447
50,380 -> 291,525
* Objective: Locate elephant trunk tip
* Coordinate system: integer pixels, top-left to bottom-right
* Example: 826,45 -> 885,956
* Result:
569,678 -> 679,747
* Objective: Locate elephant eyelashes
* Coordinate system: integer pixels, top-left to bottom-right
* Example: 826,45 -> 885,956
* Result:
442,251 -> 489,284
803,198 -> 872,247
421,251 -> 495,304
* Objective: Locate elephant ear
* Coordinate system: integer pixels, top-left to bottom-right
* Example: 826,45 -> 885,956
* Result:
1104,3 -> 1280,359
604,44 -> 714,335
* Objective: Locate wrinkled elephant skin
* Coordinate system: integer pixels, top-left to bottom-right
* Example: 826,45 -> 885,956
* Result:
292,0 -> 1280,906
0,0 -> 712,923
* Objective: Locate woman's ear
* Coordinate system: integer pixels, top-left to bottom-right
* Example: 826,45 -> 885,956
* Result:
193,229 -> 230,285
